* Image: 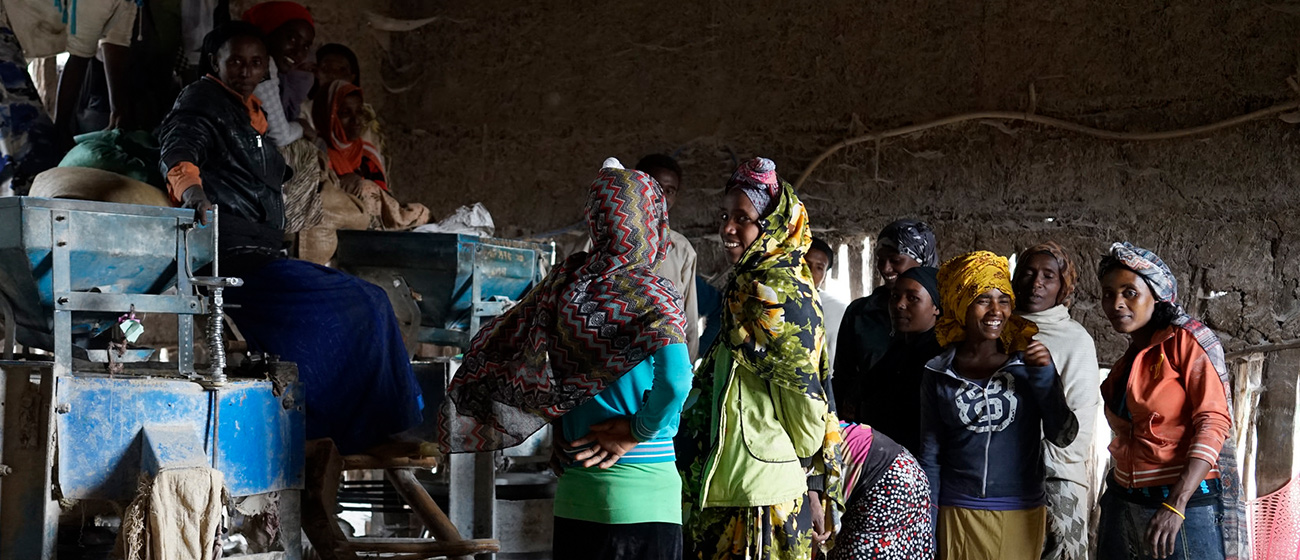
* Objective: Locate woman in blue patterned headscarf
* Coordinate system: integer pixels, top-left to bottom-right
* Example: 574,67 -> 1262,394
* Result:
1096,242 -> 1247,560
833,219 -> 939,418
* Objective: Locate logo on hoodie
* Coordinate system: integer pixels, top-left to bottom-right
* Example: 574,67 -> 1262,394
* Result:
954,371 -> 1018,433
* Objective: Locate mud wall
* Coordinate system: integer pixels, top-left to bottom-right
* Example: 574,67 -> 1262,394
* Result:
231,0 -> 394,115
362,0 -> 1300,362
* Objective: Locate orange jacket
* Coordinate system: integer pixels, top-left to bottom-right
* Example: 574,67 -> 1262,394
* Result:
1101,326 -> 1231,488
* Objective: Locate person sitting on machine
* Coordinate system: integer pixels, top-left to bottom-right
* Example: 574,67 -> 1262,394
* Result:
312,79 -> 429,230
156,21 -> 425,457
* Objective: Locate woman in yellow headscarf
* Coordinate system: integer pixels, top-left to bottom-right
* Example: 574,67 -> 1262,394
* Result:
916,251 -> 1078,560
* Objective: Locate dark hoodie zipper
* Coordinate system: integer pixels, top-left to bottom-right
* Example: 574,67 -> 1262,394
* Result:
978,378 -> 992,497
929,352 -> 1016,499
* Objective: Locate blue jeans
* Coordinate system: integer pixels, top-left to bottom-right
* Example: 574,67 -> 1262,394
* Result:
1097,488 -> 1225,560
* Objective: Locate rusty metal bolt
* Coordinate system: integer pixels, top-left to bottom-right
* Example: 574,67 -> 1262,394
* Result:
0,464 -> 11,476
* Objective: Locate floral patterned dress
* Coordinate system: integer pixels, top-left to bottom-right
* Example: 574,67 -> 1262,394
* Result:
676,171 -> 844,560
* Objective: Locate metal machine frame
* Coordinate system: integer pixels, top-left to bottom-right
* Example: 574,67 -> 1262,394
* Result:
0,198 -> 303,559
334,230 -> 553,558
448,240 -> 548,554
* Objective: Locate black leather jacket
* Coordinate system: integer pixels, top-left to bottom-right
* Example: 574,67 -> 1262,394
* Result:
158,77 -> 289,244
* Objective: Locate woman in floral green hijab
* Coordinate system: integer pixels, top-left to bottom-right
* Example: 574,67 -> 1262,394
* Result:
677,157 -> 844,560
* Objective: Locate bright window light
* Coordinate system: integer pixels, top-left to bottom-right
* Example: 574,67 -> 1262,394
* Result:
862,236 -> 874,295
821,243 -> 851,302
835,243 -> 849,282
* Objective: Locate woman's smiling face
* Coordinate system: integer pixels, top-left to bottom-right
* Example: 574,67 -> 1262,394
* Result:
963,288 -> 1012,341
338,92 -> 366,141
875,245 -> 920,289
719,189 -> 762,265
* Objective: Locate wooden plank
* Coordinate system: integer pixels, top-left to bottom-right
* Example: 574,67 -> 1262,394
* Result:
385,468 -> 468,545
349,537 -> 499,556
301,440 -> 354,560
1256,349 -> 1300,495
341,454 -> 438,471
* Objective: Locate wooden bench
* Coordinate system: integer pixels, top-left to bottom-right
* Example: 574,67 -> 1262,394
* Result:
302,440 -> 500,559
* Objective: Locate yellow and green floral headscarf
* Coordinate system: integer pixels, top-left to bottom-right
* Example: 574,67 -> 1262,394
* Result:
698,159 -> 845,548
936,250 -> 1038,350
719,171 -> 826,396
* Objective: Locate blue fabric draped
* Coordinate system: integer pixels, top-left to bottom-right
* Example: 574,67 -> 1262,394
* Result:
225,259 -> 423,454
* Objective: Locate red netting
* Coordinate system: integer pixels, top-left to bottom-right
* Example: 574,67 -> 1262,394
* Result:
1251,476 -> 1300,560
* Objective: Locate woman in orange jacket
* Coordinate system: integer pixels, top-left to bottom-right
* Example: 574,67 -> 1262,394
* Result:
1095,242 -> 1247,560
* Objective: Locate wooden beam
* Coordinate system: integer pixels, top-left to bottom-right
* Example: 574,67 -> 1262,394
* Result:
349,537 -> 500,556
301,440 -> 352,560
385,468 -> 477,546
342,454 -> 439,471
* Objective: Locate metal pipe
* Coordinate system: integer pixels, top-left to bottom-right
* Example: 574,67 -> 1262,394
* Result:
212,205 -> 219,279
0,294 -> 15,360
190,206 -> 243,386
209,206 -> 225,385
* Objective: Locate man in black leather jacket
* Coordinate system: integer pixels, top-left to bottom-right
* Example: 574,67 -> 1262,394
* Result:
154,22 -> 427,457
157,21 -> 290,265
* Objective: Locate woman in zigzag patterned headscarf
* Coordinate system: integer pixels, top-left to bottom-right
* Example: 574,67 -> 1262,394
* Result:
440,159 -> 692,559
677,157 -> 844,560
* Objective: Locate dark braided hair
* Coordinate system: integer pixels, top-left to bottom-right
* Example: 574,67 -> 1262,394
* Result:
199,21 -> 265,78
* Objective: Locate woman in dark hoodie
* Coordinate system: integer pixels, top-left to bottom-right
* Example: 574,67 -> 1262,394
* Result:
918,251 -> 1077,559
844,265 -> 942,455
835,220 -> 938,412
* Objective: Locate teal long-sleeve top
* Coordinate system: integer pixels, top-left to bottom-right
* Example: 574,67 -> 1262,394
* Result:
561,343 -> 692,464
555,342 -> 693,525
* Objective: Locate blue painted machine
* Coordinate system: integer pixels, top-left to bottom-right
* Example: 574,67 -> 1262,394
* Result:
333,230 -> 555,556
0,198 -> 304,559
334,230 -> 549,349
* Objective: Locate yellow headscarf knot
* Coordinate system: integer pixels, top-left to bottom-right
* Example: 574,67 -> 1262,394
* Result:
935,251 -> 1038,350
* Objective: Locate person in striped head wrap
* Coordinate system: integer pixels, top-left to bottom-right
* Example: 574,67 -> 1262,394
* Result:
834,219 -> 940,414
440,158 -> 691,560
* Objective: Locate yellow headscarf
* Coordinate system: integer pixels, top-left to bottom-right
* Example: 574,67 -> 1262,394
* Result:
936,251 -> 1038,350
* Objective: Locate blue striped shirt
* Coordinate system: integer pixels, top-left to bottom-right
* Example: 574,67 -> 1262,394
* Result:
561,343 -> 692,465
